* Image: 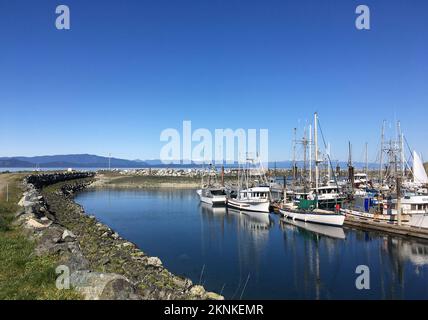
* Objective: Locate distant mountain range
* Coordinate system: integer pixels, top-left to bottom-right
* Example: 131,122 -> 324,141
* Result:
0,154 -> 147,168
0,154 -> 379,169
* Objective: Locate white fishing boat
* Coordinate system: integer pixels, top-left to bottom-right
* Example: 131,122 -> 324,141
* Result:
196,188 -> 227,206
280,206 -> 345,227
354,173 -> 368,188
227,155 -> 271,214
227,186 -> 271,213
279,113 -> 345,227
196,164 -> 227,206
342,146 -> 428,226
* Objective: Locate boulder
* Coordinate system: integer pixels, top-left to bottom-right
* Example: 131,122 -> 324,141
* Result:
25,218 -> 50,230
70,271 -> 139,300
190,285 -> 206,297
62,229 -> 77,242
205,291 -> 225,300
147,256 -> 162,267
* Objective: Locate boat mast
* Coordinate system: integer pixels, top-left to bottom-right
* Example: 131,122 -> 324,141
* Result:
309,124 -> 312,186
314,112 -> 319,206
397,121 -> 405,178
395,152 -> 402,226
379,120 -> 385,184
303,125 -> 307,192
292,127 -> 297,189
348,141 -> 354,193
365,142 -> 368,177
327,142 -> 331,182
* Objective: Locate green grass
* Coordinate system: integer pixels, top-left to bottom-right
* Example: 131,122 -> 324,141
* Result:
0,174 -> 81,300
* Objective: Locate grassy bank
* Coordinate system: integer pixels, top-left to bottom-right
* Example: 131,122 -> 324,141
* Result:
0,173 -> 80,300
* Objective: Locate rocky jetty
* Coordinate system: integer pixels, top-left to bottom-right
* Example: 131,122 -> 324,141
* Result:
16,172 -> 223,300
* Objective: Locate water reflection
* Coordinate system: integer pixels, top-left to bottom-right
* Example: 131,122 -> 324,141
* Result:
75,188 -> 428,299
280,218 -> 346,240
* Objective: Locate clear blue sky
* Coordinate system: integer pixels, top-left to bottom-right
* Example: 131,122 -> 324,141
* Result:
0,0 -> 427,163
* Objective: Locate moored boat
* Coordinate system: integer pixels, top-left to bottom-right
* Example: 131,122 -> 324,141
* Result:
196,188 -> 227,206
196,164 -> 227,206
280,199 -> 345,227
279,112 -> 345,227
227,186 -> 271,213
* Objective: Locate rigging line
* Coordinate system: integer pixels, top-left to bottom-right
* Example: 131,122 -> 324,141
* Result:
403,135 -> 414,161
239,273 -> 251,300
316,117 -> 340,194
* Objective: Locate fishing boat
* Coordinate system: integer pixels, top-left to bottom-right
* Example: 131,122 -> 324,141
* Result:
279,113 -> 345,227
196,164 -> 227,206
280,199 -> 345,227
227,186 -> 271,213
354,173 -> 369,188
280,217 -> 346,239
226,155 -> 271,213
341,121 -> 428,227
196,188 -> 227,206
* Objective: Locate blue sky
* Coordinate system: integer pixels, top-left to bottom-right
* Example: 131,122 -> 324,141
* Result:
0,0 -> 427,163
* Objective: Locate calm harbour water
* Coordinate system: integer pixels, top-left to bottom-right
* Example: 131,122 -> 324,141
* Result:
74,188 -> 428,300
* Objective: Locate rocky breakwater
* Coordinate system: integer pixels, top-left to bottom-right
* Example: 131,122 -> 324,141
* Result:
16,172 -> 223,300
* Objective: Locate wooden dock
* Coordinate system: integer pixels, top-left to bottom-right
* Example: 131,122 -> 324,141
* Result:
344,216 -> 428,241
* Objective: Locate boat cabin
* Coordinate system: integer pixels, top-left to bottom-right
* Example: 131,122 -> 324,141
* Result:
240,187 -> 270,199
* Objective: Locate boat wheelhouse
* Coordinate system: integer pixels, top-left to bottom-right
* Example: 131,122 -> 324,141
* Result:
227,186 -> 271,213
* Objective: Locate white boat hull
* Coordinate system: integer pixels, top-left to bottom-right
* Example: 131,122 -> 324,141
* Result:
227,198 -> 270,213
280,208 -> 345,227
196,189 -> 227,206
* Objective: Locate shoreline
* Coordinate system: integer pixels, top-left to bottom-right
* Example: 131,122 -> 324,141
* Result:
15,172 -> 223,300
88,172 -> 237,189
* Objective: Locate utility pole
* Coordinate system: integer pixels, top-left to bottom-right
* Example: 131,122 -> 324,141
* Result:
109,153 -> 111,171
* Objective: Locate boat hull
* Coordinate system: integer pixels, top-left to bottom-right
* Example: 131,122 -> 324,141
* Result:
196,189 -> 227,206
227,198 -> 270,213
280,208 -> 345,227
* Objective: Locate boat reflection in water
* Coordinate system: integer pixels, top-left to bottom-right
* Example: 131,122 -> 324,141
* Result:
75,189 -> 428,299
227,208 -> 272,230
199,203 -> 273,244
381,237 -> 428,271
279,218 -> 346,240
